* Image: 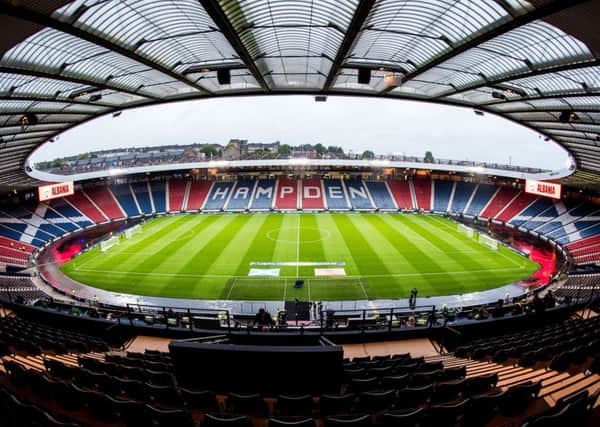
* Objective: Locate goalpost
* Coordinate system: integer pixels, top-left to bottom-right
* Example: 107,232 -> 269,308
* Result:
124,224 -> 142,239
478,233 -> 499,251
100,235 -> 119,252
457,223 -> 475,238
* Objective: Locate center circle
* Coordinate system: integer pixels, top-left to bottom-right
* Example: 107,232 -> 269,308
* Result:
266,226 -> 331,244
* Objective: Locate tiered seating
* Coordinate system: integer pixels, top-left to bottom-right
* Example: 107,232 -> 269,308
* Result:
168,180 -> 187,212
464,184 -> 496,217
0,245 -> 29,266
557,221 -> 600,245
0,209 -> 53,242
413,178 -> 431,210
30,204 -> 79,234
433,180 -> 453,212
64,191 -> 107,223
480,187 -> 517,218
509,197 -> 554,227
111,184 -> 140,217
555,274 -> 600,300
186,181 -> 212,211
0,276 -> 47,301
323,179 -> 350,210
150,181 -> 167,213
0,237 -> 36,256
84,187 -> 125,220
204,182 -> 234,211
0,220 -> 46,247
495,192 -> 536,223
301,179 -> 325,210
275,179 -> 298,210
225,179 -> 254,210
345,179 -> 374,210
364,181 -> 396,210
385,180 -> 413,210
521,200 -> 578,231
45,199 -> 91,230
535,203 -> 595,236
131,182 -> 153,214
450,182 -> 476,214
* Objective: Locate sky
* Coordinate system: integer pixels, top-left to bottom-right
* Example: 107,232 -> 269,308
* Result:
30,95 -> 569,170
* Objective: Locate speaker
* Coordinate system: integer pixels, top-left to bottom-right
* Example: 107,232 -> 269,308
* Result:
217,68 -> 231,85
358,68 -> 371,84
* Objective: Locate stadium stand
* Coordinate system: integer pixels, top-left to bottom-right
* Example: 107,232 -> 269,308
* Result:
386,180 -> 414,210
511,198 -> 558,228
7,206 -> 64,239
464,184 -> 497,217
64,192 -> 107,224
495,192 -> 537,223
535,202 -> 593,236
433,180 -> 454,212
0,221 -> 45,247
186,181 -> 212,211
130,182 -> 154,215
84,187 -> 125,220
149,181 -> 167,214
555,274 -> 600,300
365,181 -> 397,210
110,185 -> 140,218
521,200 -> 579,231
323,179 -> 350,210
450,182 -> 476,214
249,179 -> 276,210
480,187 -> 518,219
167,180 -> 187,212
275,179 -> 298,210
301,179 -> 325,210
345,179 -> 374,210
413,178 -> 432,211
0,276 -> 48,302
225,179 -> 255,211
29,204 -> 78,234
47,199 -> 92,230
204,181 -> 234,211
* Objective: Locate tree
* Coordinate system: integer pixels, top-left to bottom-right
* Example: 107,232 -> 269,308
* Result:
424,151 -> 434,163
278,144 -> 291,155
200,144 -> 218,158
314,143 -> 327,155
361,150 -> 375,159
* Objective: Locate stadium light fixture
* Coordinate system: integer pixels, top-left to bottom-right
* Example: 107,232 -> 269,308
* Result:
108,168 -> 125,176
384,74 -> 402,87
370,159 -> 390,167
208,160 -> 230,167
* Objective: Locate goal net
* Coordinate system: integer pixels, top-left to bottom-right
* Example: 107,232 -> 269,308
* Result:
100,236 -> 119,252
457,223 -> 474,238
124,224 -> 142,239
478,233 -> 499,251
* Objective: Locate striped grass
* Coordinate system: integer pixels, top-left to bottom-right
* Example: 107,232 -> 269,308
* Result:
60,213 -> 540,301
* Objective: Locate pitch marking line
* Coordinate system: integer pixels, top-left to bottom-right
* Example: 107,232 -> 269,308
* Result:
296,214 -> 300,277
428,216 -> 525,268
358,277 -> 369,300
73,266 -> 527,279
225,279 -> 236,300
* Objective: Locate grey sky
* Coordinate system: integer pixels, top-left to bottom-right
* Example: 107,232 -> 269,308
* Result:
30,95 -> 568,169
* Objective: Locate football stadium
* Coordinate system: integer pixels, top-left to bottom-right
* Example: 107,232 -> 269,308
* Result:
0,1 -> 600,426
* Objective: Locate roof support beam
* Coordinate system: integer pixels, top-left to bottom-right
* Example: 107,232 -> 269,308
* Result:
199,0 -> 269,92
0,66 -> 159,101
381,0 -> 592,94
322,0 -> 376,91
447,60 -> 600,103
0,94 -> 115,109
484,90 -> 600,108
0,3 -> 213,96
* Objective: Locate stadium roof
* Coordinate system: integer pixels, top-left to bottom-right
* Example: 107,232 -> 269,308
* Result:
1,0 -> 600,189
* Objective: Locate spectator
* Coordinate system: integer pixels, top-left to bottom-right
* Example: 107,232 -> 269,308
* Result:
253,308 -> 275,329
543,290 -> 556,308
532,294 -> 546,316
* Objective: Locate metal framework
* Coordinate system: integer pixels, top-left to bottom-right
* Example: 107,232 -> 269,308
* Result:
0,0 -> 599,189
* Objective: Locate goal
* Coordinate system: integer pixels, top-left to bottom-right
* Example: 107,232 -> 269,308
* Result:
124,224 -> 142,239
478,233 -> 499,251
457,223 -> 475,238
99,236 -> 119,252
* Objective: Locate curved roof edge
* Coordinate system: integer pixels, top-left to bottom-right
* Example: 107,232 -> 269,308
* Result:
27,158 -> 575,184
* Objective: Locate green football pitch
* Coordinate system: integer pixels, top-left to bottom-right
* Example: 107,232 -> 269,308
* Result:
60,213 -> 540,301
